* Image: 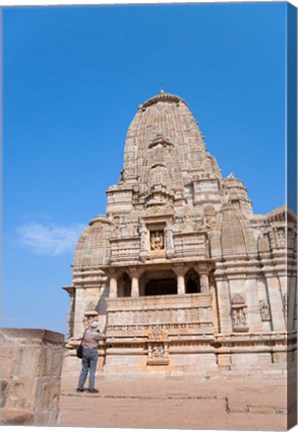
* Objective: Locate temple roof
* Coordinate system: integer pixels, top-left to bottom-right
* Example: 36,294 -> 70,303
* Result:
123,90 -> 218,185
141,90 -> 188,109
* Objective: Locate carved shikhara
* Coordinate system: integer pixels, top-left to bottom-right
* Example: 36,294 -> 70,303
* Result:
63,91 -> 297,376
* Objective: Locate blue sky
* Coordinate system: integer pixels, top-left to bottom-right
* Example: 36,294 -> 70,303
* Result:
2,3 -> 288,335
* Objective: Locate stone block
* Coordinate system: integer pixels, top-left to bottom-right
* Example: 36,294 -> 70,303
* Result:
0,380 -> 8,408
6,377 -> 37,410
1,346 -> 17,378
15,345 -> 41,377
273,352 -> 287,363
0,408 -> 34,425
1,328 -> 64,426
248,405 -> 275,414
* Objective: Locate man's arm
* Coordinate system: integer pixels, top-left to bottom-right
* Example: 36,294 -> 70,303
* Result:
93,331 -> 107,341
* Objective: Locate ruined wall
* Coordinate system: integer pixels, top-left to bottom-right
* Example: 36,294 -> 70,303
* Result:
0,328 -> 64,426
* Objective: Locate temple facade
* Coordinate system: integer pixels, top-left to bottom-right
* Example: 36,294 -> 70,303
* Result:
63,91 -> 296,376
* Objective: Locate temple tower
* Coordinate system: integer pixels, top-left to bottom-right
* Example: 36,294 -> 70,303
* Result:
63,91 -> 296,376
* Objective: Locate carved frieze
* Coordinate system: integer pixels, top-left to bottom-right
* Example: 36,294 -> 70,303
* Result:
231,294 -> 249,332
148,325 -> 168,340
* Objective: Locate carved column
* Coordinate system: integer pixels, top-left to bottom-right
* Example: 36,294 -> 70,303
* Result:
174,266 -> 186,295
140,221 -> 150,261
129,268 -> 140,298
131,277 -> 139,298
214,275 -> 232,333
109,274 -> 118,298
200,273 -> 210,293
195,264 -> 211,293
245,275 -> 263,331
288,275 -> 297,332
266,273 -> 286,332
63,286 -> 76,339
72,287 -> 85,337
165,223 -> 174,258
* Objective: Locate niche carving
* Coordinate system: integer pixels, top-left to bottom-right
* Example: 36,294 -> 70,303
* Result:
231,294 -> 248,332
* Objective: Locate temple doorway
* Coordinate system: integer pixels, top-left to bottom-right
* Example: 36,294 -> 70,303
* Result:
140,270 -> 177,296
117,272 -> 131,297
185,269 -> 201,293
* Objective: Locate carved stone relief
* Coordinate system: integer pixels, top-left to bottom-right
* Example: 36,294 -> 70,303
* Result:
283,294 -> 288,318
259,300 -> 271,321
231,294 -> 248,332
150,230 -> 164,250
147,325 -> 169,365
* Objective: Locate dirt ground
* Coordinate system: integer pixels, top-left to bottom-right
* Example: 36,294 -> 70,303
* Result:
59,372 -> 296,430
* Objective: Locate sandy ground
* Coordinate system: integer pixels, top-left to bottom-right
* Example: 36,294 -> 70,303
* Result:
59,372 -> 296,430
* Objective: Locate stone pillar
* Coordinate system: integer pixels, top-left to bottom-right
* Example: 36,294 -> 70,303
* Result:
140,221 -> 150,261
109,275 -> 118,298
165,223 -> 174,258
210,274 -> 220,334
256,277 -> 272,331
129,268 -> 140,298
266,274 -> 286,332
214,276 -> 232,334
278,272 -> 287,297
73,287 -> 85,337
245,276 -> 263,331
200,273 -> 210,293
288,275 -> 297,332
131,277 -> 139,297
177,274 -> 185,295
63,286 -> 76,339
174,266 -> 186,295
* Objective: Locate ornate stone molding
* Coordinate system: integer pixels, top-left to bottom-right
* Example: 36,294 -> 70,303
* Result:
141,90 -> 188,109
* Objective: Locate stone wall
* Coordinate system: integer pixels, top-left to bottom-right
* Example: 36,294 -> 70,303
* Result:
0,328 -> 64,426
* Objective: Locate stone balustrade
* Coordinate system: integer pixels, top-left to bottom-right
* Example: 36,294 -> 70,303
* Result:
106,293 -> 213,336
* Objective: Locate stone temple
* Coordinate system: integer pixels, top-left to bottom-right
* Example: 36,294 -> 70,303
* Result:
63,91 -> 297,376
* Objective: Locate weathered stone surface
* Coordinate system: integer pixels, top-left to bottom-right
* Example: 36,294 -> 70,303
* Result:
0,328 -> 64,426
59,375 -> 290,430
1,408 -> 34,425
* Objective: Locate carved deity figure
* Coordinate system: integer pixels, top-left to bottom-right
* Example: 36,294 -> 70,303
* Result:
150,230 -> 164,250
260,300 -> 270,321
84,314 -> 98,328
151,343 -> 165,358
232,307 -> 247,329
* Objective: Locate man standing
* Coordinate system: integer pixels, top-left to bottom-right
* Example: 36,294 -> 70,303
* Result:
76,321 -> 107,393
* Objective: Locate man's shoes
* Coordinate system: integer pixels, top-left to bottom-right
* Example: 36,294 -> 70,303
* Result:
76,388 -> 84,392
87,388 -> 99,393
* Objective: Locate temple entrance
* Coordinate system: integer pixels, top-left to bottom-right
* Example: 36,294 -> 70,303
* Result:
117,272 -> 131,297
140,270 -> 177,296
185,269 -> 201,293
145,278 -> 177,296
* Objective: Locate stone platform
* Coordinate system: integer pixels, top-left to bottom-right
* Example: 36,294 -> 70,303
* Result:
59,373 -> 296,430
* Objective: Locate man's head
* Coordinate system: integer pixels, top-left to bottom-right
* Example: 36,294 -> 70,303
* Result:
90,320 -> 100,331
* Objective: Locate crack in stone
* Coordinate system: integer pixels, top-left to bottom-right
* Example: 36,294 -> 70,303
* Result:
62,393 -> 227,402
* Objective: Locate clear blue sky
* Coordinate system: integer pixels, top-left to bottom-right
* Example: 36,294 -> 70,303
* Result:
2,3 -> 287,335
